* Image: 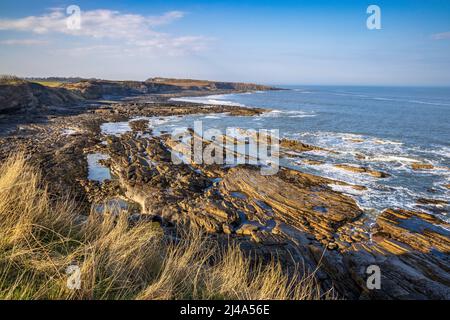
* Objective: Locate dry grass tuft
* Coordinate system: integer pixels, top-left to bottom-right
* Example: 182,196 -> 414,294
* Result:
0,153 -> 333,300
0,75 -> 25,85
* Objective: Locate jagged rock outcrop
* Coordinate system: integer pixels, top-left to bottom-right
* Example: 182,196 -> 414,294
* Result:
411,163 -> 434,171
375,209 -> 450,253
280,138 -> 323,152
334,164 -> 390,178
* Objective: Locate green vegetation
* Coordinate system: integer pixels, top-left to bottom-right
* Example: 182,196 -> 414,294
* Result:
31,81 -> 63,88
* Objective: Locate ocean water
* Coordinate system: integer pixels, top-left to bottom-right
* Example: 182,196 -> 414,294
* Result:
101,86 -> 450,220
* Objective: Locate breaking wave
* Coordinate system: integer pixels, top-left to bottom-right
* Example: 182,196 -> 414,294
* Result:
170,95 -> 246,107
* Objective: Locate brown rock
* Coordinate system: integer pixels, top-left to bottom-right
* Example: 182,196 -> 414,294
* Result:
219,166 -> 363,242
236,224 -> 259,236
411,163 -> 434,171
376,208 -> 450,253
351,184 -> 367,191
222,224 -> 233,234
416,198 -> 447,206
355,153 -> 366,160
335,164 -> 389,178
327,242 -> 338,250
303,159 -> 324,165
280,138 -> 322,152
129,119 -> 150,132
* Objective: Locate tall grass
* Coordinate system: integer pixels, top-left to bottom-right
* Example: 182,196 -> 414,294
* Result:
0,154 -> 332,300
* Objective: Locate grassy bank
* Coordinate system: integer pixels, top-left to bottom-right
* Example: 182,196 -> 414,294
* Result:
31,81 -> 63,88
0,154 -> 331,300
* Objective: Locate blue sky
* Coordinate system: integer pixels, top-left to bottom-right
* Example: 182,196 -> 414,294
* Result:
0,0 -> 449,85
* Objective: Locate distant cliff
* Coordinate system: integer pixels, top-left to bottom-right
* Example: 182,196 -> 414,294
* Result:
145,77 -> 277,92
0,77 -> 277,114
61,78 -> 278,99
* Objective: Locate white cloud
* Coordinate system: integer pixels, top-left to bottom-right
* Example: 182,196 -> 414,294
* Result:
146,11 -> 185,26
0,39 -> 49,45
431,31 -> 450,40
0,8 -> 209,55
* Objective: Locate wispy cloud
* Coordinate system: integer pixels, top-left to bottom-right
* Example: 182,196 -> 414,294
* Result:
0,8 -> 209,55
431,31 -> 450,40
0,39 -> 49,45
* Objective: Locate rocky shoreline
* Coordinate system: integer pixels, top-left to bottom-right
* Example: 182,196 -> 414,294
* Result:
0,94 -> 449,300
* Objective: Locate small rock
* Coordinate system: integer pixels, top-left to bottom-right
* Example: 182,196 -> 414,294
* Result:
327,242 -> 338,250
416,198 -> 447,206
222,224 -> 233,234
236,224 -> 259,236
411,163 -> 434,171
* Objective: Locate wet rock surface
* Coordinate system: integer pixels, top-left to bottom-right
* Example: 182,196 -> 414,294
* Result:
411,163 -> 435,171
334,163 -> 390,178
0,98 -> 449,300
375,209 -> 450,254
280,138 -> 323,152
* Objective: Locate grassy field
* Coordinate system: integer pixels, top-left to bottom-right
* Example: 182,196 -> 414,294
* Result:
32,81 -> 63,88
0,154 -> 333,300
